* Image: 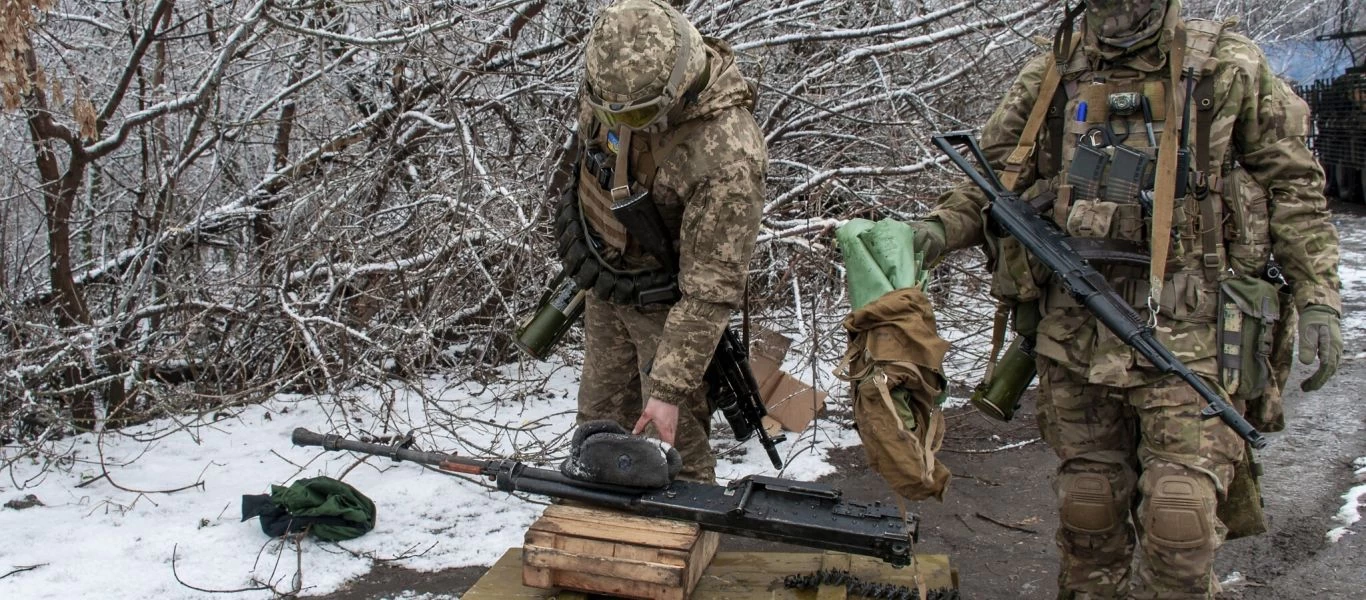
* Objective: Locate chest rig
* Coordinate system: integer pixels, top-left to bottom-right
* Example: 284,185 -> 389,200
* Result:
553,123 -> 682,306
1051,20 -> 1233,286
979,19 -> 1286,383
990,19 -> 1246,314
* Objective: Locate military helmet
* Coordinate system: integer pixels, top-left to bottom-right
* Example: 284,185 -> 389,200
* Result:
583,0 -> 708,131
1084,0 -> 1170,49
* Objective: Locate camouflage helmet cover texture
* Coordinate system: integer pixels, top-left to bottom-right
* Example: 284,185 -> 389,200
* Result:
1084,0 -> 1172,49
584,0 -> 707,127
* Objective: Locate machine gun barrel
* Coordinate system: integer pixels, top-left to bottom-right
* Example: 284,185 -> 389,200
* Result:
930,132 -> 1266,449
292,428 -> 916,566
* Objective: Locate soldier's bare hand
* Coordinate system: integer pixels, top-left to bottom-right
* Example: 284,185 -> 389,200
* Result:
633,399 -> 679,445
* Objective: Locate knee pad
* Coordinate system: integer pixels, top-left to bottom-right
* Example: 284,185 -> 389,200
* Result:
1060,472 -> 1123,534
1143,474 -> 1214,549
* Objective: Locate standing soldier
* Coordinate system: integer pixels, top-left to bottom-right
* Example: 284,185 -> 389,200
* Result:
907,0 -> 1341,597
551,0 -> 766,483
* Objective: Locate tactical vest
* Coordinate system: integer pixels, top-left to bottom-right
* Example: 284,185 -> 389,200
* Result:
553,122 -> 684,306
990,19 -> 1294,416
554,45 -> 749,307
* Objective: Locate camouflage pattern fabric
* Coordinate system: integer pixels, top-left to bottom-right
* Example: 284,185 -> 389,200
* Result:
926,1 -> 1339,597
1085,0 -> 1168,49
571,1 -> 766,483
578,296 -> 715,482
1038,359 -> 1243,599
574,35 -> 765,409
585,0 -> 706,110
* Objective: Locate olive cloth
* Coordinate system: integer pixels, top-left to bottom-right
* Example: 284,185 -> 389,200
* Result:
838,288 -> 952,502
241,476 -> 376,541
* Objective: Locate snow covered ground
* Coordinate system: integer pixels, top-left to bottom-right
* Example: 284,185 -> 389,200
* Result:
0,351 -> 862,599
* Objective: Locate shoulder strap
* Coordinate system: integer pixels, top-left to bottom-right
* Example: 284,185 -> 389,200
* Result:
1186,18 -> 1226,280
1001,54 -> 1068,192
1148,21 -> 1187,309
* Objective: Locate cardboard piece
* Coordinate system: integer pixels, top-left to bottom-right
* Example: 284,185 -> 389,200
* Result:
746,328 -> 827,433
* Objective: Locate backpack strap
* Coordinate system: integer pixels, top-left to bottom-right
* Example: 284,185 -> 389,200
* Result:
1185,18 -> 1227,280
1194,75 -> 1224,280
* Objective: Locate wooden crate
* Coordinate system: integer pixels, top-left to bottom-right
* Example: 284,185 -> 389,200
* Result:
521,504 -> 720,600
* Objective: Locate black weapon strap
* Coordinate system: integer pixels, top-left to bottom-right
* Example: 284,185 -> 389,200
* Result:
742,280 -> 751,354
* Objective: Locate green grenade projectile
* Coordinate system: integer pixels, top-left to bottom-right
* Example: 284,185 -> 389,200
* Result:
514,271 -> 586,360
969,335 -> 1037,421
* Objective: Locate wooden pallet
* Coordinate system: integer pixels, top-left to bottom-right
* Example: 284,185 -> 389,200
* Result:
522,504 -> 721,600
467,547 -> 957,600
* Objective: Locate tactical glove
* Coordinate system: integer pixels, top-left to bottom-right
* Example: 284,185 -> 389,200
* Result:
906,219 -> 947,265
1297,305 -> 1342,392
560,420 -> 682,489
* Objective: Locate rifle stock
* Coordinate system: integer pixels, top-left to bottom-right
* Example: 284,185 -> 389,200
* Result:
930,132 -> 1267,449
291,428 -> 915,566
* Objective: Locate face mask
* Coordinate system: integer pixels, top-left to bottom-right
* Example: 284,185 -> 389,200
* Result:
1086,0 -> 1167,49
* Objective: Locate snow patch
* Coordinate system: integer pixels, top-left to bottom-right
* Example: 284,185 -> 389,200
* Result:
1326,457 -> 1366,543
0,360 -> 856,600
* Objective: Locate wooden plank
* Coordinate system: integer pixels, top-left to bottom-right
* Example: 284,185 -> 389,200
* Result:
816,583 -> 849,600
486,549 -> 958,600
681,531 -> 720,593
541,504 -> 700,536
529,505 -> 700,550
523,545 -> 684,587
544,568 -> 660,600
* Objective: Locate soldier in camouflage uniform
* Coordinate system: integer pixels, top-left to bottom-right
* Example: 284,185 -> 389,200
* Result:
557,0 -> 766,483
907,1 -> 1342,598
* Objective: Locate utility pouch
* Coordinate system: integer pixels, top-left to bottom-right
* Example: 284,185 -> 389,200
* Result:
1255,282 -> 1296,433
1067,143 -> 1109,202
1218,442 -> 1267,540
1217,275 -> 1281,402
1105,145 -> 1153,205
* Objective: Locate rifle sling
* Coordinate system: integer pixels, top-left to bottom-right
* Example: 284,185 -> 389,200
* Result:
1149,22 -> 1187,307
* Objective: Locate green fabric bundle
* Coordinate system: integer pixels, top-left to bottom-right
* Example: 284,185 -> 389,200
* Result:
836,219 -> 929,309
241,476 -> 377,541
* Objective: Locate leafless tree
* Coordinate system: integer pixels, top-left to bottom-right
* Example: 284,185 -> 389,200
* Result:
0,0 -> 1339,461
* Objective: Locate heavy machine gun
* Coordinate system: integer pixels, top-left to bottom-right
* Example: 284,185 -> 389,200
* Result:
291,427 -> 916,566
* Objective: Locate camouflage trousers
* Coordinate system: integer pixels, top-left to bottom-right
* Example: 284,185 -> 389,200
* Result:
578,295 -> 716,483
1036,358 -> 1245,600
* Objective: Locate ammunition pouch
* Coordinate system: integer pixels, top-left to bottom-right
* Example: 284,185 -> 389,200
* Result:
1218,274 -> 1294,432
554,169 -> 679,307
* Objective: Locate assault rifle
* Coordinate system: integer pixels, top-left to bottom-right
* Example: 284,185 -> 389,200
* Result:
291,428 -> 915,566
707,327 -> 787,468
931,132 -> 1268,449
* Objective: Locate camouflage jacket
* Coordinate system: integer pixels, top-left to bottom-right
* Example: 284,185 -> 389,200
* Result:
929,19 -> 1340,385
574,39 -> 768,406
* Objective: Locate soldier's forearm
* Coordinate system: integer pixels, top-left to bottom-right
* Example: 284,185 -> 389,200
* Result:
649,297 -> 731,406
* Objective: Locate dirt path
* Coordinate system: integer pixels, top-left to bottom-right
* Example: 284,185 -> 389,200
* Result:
313,208 -> 1366,599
